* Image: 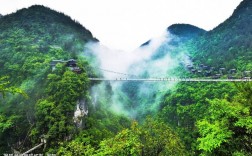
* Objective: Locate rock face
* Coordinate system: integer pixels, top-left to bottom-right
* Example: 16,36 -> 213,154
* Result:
73,99 -> 88,128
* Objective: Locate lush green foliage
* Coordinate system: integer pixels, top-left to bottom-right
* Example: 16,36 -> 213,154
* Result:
157,0 -> 252,155
1,0 -> 252,155
58,118 -> 187,156
31,64 -> 90,149
0,76 -> 27,97
187,0 -> 252,70
159,81 -> 252,155
0,5 -> 98,154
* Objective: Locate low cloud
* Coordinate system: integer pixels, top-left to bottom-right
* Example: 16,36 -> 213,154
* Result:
84,31 -> 191,119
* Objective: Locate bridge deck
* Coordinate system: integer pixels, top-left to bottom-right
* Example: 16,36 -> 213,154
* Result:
88,78 -> 252,82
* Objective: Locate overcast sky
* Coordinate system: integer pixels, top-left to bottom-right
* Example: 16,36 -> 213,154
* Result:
0,0 -> 243,51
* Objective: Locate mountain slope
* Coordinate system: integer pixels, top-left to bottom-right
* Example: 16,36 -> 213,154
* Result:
0,5 -> 98,153
140,24 -> 205,47
158,0 -> 252,155
0,5 -> 97,82
189,0 -> 252,70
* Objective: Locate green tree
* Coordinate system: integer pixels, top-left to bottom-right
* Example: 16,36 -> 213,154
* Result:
96,119 -> 188,156
197,96 -> 252,155
97,121 -> 142,156
57,139 -> 95,156
0,76 -> 27,97
140,117 -> 187,156
31,65 -> 90,151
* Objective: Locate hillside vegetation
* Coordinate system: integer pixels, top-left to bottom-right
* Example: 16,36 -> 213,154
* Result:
0,0 -> 252,155
0,5 -> 129,154
159,0 -> 252,155
188,0 -> 252,70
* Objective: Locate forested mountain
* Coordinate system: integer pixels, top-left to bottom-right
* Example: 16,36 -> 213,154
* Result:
0,5 -> 97,81
141,24 -> 205,47
0,5 -> 128,154
1,0 -> 252,155
0,5 -> 95,153
159,0 -> 252,155
189,0 -> 252,70
0,4 -> 185,155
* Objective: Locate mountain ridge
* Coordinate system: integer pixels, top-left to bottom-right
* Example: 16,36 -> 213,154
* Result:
188,0 -> 252,69
167,24 -> 206,38
1,5 -> 98,42
0,1 -> 252,155
140,24 -> 205,47
0,4 -> 98,82
0,5 -> 99,153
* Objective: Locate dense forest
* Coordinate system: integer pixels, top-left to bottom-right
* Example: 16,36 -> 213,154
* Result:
0,0 -> 252,155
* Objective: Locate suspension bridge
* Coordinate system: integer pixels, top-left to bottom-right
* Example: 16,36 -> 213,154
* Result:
50,59 -> 252,82
88,77 -> 252,82
88,67 -> 252,82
